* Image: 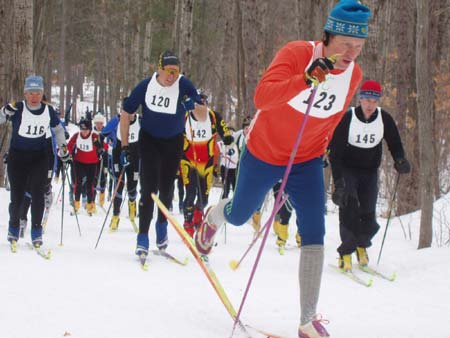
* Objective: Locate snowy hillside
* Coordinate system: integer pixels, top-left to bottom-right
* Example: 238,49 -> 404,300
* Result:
1,181 -> 449,338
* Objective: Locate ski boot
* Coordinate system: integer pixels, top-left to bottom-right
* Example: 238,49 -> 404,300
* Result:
273,220 -> 288,254
136,233 -> 149,256
298,316 -> 330,338
31,227 -> 43,248
110,215 -> 120,232
86,202 -> 96,216
338,254 -> 352,272
195,207 -> 218,255
73,200 -> 81,213
192,206 -> 203,230
356,246 -> 369,267
251,210 -> 261,234
99,192 -> 105,208
128,200 -> 137,222
296,232 -> 302,248
156,221 -> 168,250
183,220 -> 195,238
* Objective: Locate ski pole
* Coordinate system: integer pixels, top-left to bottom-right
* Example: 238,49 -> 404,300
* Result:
376,173 -> 400,266
95,166 -> 126,249
64,163 -> 82,236
59,162 -> 66,246
231,84 -> 319,337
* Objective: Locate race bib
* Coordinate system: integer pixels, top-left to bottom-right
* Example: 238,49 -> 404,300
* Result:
287,42 -> 354,119
18,104 -> 50,139
76,132 -> 94,152
145,72 -> 181,115
348,107 -> 384,148
185,115 -> 213,141
117,118 -> 140,144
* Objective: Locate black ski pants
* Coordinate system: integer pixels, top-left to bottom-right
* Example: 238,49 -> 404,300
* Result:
138,130 -> 183,234
337,169 -> 380,256
7,148 -> 47,230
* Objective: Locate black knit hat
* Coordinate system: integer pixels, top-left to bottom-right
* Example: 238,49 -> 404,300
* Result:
79,117 -> 92,130
159,50 -> 180,68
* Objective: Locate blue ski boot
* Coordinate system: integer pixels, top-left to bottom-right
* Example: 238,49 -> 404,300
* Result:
7,225 -> 20,243
155,221 -> 168,250
136,233 -> 149,256
31,227 -> 43,247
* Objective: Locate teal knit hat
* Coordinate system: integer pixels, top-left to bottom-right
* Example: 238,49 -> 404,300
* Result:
324,1 -> 371,38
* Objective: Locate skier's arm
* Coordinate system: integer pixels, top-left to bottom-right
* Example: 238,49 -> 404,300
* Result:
214,111 -> 233,144
382,110 -> 405,161
254,44 -> 311,111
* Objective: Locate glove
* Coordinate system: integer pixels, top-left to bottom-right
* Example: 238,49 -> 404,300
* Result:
332,178 -> 348,208
97,147 -> 105,158
305,57 -> 334,86
223,135 -> 234,146
58,145 -> 71,163
2,103 -> 18,117
182,96 -> 195,111
226,147 -> 235,157
394,158 -> 411,174
64,131 -> 70,140
120,145 -> 131,167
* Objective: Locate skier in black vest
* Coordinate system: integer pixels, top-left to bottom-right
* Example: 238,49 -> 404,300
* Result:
0,76 -> 69,248
329,80 -> 411,272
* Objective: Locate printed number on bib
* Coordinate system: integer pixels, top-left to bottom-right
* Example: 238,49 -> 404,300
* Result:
195,129 -> 207,139
151,95 -> 170,109
355,134 -> 376,145
303,91 -> 336,111
25,125 -> 46,137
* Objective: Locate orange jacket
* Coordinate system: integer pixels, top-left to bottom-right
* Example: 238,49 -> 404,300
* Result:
247,40 -> 362,165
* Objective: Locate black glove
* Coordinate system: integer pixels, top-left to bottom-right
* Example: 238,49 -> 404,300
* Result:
394,158 -> 411,174
223,135 -> 234,145
332,178 -> 348,208
305,57 -> 334,86
58,145 -> 71,163
2,103 -> 18,117
64,131 -> 70,140
182,96 -> 195,111
120,145 -> 131,167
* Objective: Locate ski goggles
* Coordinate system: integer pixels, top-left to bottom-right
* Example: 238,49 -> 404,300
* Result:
162,67 -> 180,77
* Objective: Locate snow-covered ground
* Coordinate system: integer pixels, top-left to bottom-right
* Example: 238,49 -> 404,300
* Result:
1,178 -> 449,338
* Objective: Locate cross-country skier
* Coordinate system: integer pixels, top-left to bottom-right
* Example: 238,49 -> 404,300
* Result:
217,128 -> 239,199
180,92 -> 234,237
0,75 -> 69,248
67,117 -> 103,215
120,50 -> 203,255
92,113 -> 108,208
329,80 -> 410,272
101,110 -> 140,231
194,1 -> 371,337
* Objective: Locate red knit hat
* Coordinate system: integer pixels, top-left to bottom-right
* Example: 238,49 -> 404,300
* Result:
359,80 -> 382,100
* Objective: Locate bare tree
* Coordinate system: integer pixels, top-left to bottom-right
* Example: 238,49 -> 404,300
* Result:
58,0 -> 67,116
179,0 -> 195,76
416,0 -> 434,249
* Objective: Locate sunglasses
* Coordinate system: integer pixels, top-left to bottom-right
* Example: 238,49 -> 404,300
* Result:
162,67 -> 180,76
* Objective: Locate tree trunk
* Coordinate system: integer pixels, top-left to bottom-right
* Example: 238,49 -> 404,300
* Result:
240,0 -> 258,116
416,0 -> 434,249
179,0 -> 195,77
58,0 -> 67,115
172,0 -> 181,54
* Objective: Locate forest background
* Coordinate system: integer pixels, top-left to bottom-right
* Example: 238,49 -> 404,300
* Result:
0,0 -> 449,248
